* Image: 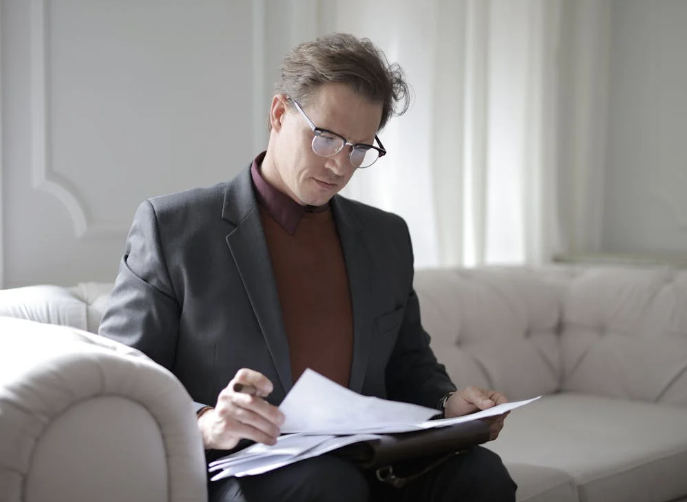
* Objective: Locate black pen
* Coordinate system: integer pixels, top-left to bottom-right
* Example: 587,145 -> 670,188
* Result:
233,383 -> 265,397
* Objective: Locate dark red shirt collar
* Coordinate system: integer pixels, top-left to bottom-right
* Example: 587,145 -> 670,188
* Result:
250,152 -> 329,235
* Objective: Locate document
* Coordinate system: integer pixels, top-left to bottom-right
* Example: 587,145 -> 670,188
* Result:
280,369 -> 441,434
210,369 -> 541,480
209,434 -> 332,471
418,396 -> 541,430
210,433 -> 382,481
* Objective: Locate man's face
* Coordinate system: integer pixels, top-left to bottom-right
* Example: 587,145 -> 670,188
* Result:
267,83 -> 384,207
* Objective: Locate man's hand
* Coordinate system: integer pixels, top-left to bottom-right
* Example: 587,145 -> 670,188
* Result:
444,386 -> 510,441
197,368 -> 285,450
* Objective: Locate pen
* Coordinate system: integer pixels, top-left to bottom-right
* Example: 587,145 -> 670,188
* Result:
233,383 -> 262,396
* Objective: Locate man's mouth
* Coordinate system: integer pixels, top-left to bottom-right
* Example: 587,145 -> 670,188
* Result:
314,178 -> 337,189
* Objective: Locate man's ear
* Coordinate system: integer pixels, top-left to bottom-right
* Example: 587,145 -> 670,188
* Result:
269,95 -> 289,132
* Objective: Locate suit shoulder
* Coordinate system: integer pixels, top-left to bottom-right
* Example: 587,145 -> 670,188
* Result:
336,195 -> 409,233
130,182 -> 232,240
145,182 -> 229,216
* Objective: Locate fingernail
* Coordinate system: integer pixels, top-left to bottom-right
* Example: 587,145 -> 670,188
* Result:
483,399 -> 494,406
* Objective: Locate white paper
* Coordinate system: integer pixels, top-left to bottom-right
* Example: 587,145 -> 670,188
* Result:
279,368 -> 440,434
210,369 -> 542,481
210,433 -> 381,481
209,434 -> 332,471
417,396 -> 542,430
234,434 -> 381,478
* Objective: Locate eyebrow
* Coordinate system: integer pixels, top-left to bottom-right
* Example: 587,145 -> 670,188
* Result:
319,126 -> 376,146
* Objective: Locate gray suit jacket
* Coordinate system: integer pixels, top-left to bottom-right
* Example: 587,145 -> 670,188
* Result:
99,165 -> 455,416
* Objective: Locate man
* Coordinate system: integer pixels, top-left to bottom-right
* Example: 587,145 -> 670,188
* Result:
99,33 -> 516,502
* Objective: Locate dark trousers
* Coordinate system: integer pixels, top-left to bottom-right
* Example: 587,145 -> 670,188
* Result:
208,446 -> 517,502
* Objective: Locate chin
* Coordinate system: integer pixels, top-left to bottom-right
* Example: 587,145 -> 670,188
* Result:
294,186 -> 332,207
305,196 -> 331,207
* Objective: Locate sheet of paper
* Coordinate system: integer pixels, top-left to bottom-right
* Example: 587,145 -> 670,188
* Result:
279,368 -> 440,434
418,396 -> 542,430
231,434 -> 382,479
209,434 -> 333,471
290,396 -> 543,435
210,433 -> 381,481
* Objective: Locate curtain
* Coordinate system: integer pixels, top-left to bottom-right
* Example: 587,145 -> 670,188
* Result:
331,0 -> 566,268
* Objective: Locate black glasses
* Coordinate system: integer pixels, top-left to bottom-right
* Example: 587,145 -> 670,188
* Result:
289,98 -> 387,169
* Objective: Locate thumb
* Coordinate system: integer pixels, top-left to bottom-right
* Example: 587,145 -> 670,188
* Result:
480,397 -> 495,408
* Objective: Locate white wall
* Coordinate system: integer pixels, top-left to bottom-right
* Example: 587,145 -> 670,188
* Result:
2,0 -> 685,288
1,0 -> 267,288
601,0 -> 687,254
0,0 -> 340,288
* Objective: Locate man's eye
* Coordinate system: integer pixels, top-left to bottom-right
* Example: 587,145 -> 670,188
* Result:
319,134 -> 340,145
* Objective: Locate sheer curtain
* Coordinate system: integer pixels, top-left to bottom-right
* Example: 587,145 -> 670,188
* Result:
332,0 -> 565,268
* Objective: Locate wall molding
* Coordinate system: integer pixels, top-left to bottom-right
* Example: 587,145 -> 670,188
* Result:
30,0 -> 127,239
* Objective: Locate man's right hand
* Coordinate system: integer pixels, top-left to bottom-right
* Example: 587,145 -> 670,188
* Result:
197,368 -> 285,450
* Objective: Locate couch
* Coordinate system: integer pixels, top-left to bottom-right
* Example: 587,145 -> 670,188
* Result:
1,265 -> 686,502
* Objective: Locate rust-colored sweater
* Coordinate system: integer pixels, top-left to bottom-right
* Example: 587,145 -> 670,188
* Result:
251,155 -> 353,387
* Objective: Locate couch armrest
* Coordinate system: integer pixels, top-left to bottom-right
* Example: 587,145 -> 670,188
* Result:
0,316 -> 207,502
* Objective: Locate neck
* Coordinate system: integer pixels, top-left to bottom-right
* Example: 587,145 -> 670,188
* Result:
260,148 -> 306,206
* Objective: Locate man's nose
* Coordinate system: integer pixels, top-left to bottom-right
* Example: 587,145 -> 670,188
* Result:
324,148 -> 351,176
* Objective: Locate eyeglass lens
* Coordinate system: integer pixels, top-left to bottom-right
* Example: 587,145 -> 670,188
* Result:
312,132 -> 379,168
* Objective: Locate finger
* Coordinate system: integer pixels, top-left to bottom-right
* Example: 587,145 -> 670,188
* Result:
489,420 -> 505,433
488,417 -> 506,440
228,391 -> 285,427
229,404 -> 282,439
483,412 -> 509,424
215,397 -> 282,439
462,386 -> 496,410
222,417 -> 280,446
489,424 -> 504,441
230,369 -> 274,398
485,391 -> 509,405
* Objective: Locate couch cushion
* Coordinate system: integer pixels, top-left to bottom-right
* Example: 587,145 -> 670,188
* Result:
505,463 -> 577,502
485,393 -> 687,502
415,267 -> 570,400
561,267 -> 687,405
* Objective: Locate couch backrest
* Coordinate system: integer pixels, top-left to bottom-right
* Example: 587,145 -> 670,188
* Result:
0,283 -> 112,334
559,267 -> 687,405
414,265 -> 687,406
414,267 -> 572,401
2,265 -> 686,406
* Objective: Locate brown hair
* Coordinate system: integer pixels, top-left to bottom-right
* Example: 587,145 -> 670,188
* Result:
274,33 -> 410,131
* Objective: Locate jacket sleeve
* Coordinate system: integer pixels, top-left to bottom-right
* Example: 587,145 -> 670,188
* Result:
98,200 -> 208,413
384,222 -> 456,410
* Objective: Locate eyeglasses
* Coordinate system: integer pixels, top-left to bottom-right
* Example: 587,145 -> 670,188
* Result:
289,98 -> 387,169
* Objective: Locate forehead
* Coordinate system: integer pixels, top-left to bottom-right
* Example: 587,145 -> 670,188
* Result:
302,83 -> 383,142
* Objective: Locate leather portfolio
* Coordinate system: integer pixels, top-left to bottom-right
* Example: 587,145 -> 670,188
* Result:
333,419 -> 491,470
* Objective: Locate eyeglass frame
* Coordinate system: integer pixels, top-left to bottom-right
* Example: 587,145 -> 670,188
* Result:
287,97 -> 387,169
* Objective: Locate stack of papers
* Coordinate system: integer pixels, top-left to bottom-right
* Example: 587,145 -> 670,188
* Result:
210,369 -> 540,481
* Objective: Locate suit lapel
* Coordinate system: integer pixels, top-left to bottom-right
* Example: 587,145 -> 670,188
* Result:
332,196 -> 375,394
222,167 -> 293,396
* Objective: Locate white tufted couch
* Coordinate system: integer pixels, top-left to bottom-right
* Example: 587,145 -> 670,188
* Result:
0,285 -> 208,502
1,265 -> 687,502
415,266 -> 687,502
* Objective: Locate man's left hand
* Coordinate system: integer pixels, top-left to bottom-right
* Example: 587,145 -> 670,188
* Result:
444,386 -> 510,441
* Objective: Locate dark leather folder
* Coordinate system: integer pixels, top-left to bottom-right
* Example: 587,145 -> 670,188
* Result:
333,419 -> 491,470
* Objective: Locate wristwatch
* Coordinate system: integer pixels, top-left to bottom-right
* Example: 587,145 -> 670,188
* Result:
437,391 -> 455,416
